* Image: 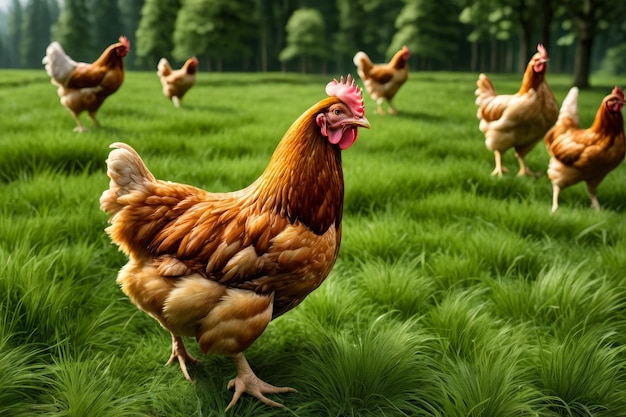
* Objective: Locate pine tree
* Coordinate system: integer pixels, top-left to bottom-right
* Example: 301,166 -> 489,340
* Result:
7,0 -> 23,68
51,0 -> 92,60
135,0 -> 180,69
21,0 -> 52,68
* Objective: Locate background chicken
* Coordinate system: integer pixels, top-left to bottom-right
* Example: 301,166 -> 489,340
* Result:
100,75 -> 369,410
353,45 -> 409,115
42,36 -> 129,132
475,44 -> 558,176
544,86 -> 625,212
157,56 -> 199,107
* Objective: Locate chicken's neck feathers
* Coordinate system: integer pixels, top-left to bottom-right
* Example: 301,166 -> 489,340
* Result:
250,99 -> 344,235
518,61 -> 546,95
591,106 -> 625,136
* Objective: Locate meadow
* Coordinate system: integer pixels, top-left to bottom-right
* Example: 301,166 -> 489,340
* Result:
0,68 -> 625,416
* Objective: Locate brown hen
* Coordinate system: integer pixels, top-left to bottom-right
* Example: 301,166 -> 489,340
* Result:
43,36 -> 129,131
100,75 -> 369,410
353,46 -> 410,115
475,44 -> 558,176
157,56 -> 198,107
544,86 -> 625,212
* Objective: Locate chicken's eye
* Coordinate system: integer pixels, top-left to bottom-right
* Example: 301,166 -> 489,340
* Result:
333,109 -> 341,116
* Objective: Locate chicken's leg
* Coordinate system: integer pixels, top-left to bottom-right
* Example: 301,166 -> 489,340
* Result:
514,152 -> 541,177
376,98 -> 384,115
387,100 -> 397,115
551,184 -> 561,213
225,352 -> 296,411
88,111 -> 100,129
586,182 -> 601,210
166,334 -> 199,382
68,111 -> 86,132
491,150 -> 508,176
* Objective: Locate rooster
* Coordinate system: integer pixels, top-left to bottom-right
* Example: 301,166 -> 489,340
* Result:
544,86 -> 625,212
475,44 -> 558,176
100,75 -> 369,410
353,46 -> 410,115
157,56 -> 199,107
42,36 -> 130,132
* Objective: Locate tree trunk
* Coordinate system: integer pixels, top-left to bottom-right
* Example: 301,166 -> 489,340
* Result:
517,21 -> 531,73
574,15 -> 595,88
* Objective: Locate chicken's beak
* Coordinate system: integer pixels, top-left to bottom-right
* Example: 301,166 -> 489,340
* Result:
349,116 -> 370,129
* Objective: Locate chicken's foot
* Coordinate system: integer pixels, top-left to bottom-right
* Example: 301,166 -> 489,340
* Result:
88,111 -> 100,129
225,352 -> 296,411
69,112 -> 86,132
587,183 -> 600,210
491,150 -> 508,176
166,334 -> 199,382
515,153 -> 541,177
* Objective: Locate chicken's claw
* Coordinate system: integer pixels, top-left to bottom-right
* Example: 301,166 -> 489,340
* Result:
225,352 -> 296,411
166,335 -> 199,382
226,374 -> 296,411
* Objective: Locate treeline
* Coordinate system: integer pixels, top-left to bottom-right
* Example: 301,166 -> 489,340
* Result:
0,0 -> 625,87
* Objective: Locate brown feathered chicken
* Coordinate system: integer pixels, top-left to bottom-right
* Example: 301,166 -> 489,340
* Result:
353,46 -> 409,115
42,36 -> 130,132
157,56 -> 198,107
544,86 -> 625,212
100,75 -> 369,410
475,44 -> 558,176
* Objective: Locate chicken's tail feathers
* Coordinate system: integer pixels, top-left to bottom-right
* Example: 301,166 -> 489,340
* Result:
352,51 -> 372,79
557,86 -> 579,127
157,58 -> 172,77
42,42 -> 78,86
475,73 -> 497,115
100,142 -> 156,217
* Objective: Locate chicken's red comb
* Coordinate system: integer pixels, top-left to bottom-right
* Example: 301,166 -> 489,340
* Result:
537,44 -> 547,59
612,86 -> 624,101
119,36 -> 130,50
325,74 -> 364,118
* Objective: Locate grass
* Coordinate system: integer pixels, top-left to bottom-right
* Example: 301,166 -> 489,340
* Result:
1,68 -> 625,416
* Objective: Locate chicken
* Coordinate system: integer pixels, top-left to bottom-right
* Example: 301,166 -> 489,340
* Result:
99,75 -> 369,410
42,36 -> 130,132
353,46 -> 409,115
475,44 -> 558,176
544,86 -> 625,212
157,56 -> 199,107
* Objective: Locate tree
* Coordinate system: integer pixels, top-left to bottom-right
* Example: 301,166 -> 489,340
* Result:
21,0 -> 53,67
51,0 -> 92,61
391,0 -> 466,70
279,8 -> 327,73
119,0 -> 145,69
172,0 -> 257,71
135,0 -> 180,69
7,0 -> 23,67
90,0 -> 124,50
559,0 -> 626,88
334,0 -> 403,72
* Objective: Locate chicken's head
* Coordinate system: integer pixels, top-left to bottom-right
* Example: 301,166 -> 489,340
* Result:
608,86 -> 624,112
532,44 -> 548,73
115,36 -> 130,57
316,75 -> 370,150
188,57 -> 199,74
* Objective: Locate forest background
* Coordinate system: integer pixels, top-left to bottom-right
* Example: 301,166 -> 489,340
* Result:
0,0 -> 625,87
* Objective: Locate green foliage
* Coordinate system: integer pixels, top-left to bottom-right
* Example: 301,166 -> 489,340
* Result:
279,8 -> 327,72
51,0 -> 91,60
135,0 -> 181,67
1,70 -> 626,416
172,0 -> 257,64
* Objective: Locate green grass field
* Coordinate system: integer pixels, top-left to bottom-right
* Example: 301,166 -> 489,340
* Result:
1,69 -> 625,416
